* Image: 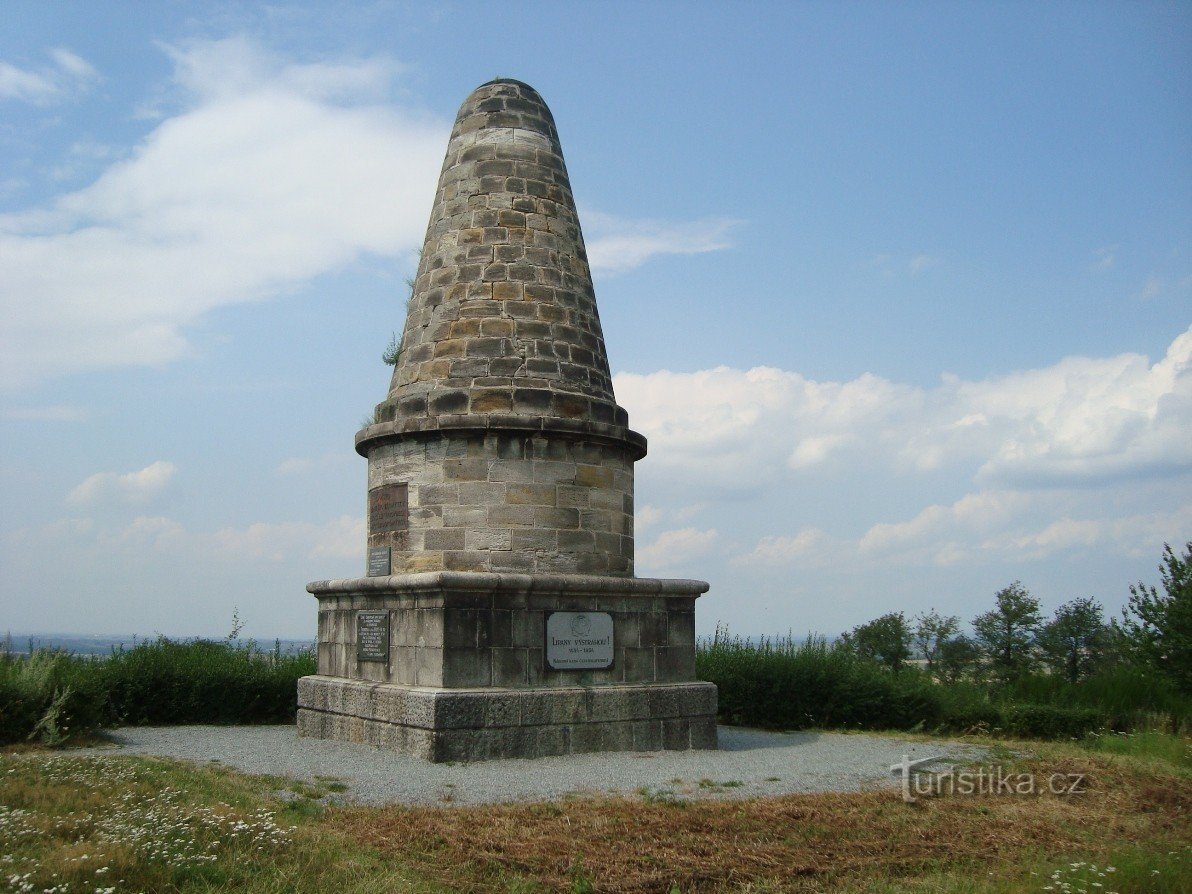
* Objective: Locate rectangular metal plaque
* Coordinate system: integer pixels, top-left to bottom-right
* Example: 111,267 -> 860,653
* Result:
368,483 -> 409,535
545,611 -> 614,670
367,546 -> 391,577
356,611 -> 390,662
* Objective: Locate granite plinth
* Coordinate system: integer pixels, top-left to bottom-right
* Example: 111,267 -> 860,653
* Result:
297,676 -> 718,762
298,571 -> 718,760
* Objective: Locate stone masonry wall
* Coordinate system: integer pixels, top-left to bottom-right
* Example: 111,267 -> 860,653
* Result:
379,79 -> 622,430
367,431 -> 634,576
314,590 -> 697,689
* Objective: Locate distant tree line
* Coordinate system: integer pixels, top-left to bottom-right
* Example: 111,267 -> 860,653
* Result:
837,541 -> 1192,695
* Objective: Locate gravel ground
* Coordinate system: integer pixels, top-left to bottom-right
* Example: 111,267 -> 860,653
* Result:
77,726 -> 990,806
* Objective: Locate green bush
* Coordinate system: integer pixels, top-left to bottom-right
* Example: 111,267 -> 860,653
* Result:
0,639 -> 315,745
0,651 -> 109,745
934,681 -> 1002,733
696,628 -> 1191,740
999,665 -> 1190,732
102,638 -> 315,726
998,703 -> 1107,739
697,631 -> 943,731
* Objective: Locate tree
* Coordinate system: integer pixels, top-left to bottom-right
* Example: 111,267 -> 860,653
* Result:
937,634 -> 982,684
972,581 -> 1041,683
1120,541 -> 1192,695
1037,597 -> 1108,683
840,612 -> 912,672
913,609 -> 960,679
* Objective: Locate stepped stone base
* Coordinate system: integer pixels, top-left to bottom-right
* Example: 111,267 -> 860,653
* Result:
297,675 -> 718,762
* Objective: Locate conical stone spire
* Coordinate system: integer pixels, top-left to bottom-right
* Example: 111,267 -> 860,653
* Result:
357,80 -> 645,577
363,79 -> 642,453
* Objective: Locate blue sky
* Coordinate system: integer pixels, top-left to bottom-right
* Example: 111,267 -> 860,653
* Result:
1,1 -> 1189,640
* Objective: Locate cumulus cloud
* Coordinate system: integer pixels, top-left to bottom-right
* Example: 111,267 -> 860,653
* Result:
0,37 -> 743,390
735,528 -> 834,567
738,491 -> 1192,571
584,211 -> 739,274
636,527 -> 720,572
0,48 -> 97,104
0,36 -> 448,390
210,515 -> 364,562
21,509 -> 363,564
97,515 -> 186,550
616,325 -> 1192,490
67,460 -> 177,506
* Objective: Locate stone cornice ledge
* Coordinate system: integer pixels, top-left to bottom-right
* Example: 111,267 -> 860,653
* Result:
355,415 -> 648,460
307,571 -> 709,597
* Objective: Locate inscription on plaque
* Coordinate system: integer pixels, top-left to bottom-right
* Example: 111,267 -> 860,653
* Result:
367,546 -> 392,577
356,611 -> 390,662
545,612 -> 614,670
368,483 -> 409,535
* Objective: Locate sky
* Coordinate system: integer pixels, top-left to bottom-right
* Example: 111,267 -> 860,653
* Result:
1,1 -> 1189,642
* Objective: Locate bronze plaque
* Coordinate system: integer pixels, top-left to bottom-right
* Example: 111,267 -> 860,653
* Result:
356,611 -> 390,662
369,483 -> 409,535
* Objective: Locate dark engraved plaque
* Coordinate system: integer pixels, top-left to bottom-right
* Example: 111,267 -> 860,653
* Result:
369,483 -> 409,535
367,546 -> 392,577
356,611 -> 390,662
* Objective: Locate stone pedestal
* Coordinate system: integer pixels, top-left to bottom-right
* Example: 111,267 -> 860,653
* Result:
297,571 -> 717,761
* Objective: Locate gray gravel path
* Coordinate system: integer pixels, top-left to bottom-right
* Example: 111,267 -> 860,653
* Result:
78,726 -> 989,806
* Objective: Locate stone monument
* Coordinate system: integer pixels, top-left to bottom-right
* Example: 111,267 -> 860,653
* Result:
297,79 -> 718,761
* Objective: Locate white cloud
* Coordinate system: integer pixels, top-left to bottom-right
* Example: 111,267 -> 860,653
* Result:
908,254 -> 941,275
0,48 -> 96,104
736,528 -> 834,566
869,253 -> 941,277
1133,275 -> 1162,302
616,324 -> 1192,490
636,527 -> 720,572
1091,245 -> 1117,271
738,490 -> 1192,571
584,211 -> 739,274
0,36 -> 734,390
275,458 -> 317,476
97,515 -> 186,550
0,36 -> 448,390
210,515 -> 364,562
17,509 -> 362,564
67,460 -> 177,506
274,452 -> 350,476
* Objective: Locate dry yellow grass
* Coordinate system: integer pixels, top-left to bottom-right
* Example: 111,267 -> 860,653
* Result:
333,752 -> 1191,892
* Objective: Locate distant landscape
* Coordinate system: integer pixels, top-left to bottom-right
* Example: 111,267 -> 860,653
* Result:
2,632 -> 316,657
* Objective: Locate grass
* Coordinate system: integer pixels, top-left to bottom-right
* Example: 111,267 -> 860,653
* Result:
0,751 -> 443,894
4,732 -> 1188,893
1080,728 -> 1192,770
331,737 -> 1191,892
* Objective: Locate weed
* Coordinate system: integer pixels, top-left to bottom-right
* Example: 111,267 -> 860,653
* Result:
636,787 -> 686,808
